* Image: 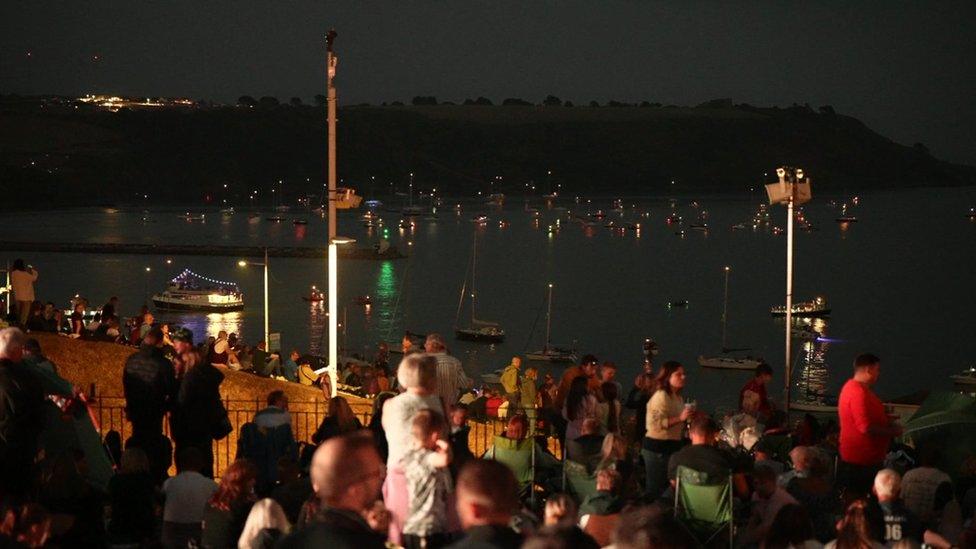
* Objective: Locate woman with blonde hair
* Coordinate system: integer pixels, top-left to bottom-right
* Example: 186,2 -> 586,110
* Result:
237,498 -> 290,549
381,353 -> 445,545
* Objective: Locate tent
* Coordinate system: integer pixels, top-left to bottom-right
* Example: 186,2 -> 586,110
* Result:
902,392 -> 976,476
903,392 -> 976,435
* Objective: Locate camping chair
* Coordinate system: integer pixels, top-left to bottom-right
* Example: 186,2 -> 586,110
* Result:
487,435 -> 537,506
562,459 -> 598,504
673,465 -> 734,548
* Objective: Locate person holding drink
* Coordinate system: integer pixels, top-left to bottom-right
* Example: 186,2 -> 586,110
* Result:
642,360 -> 694,500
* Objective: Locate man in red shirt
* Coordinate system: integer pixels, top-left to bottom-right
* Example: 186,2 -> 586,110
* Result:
838,353 -> 902,497
739,363 -> 774,418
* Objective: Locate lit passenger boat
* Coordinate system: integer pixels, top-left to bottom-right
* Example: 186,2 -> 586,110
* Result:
152,269 -> 244,312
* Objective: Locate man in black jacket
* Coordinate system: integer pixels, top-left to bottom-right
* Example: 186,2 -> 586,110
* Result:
122,327 -> 177,482
279,432 -> 387,549
0,327 -> 46,501
171,348 -> 225,479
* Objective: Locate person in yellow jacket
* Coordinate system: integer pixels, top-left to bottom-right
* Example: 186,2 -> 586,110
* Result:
499,356 -> 522,412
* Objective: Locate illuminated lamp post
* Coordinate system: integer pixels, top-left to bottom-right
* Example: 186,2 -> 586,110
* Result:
766,167 -> 812,413
238,248 -> 269,346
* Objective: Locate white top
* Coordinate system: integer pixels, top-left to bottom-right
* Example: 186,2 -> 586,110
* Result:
162,471 -> 218,523
382,392 -> 446,466
10,269 -> 38,302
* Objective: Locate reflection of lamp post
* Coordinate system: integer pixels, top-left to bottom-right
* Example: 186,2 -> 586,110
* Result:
238,248 -> 269,345
766,167 -> 812,413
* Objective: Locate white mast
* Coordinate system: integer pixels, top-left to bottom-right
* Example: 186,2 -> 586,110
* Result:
721,266 -> 730,351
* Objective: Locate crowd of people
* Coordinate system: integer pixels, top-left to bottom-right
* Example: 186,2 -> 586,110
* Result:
2,258 -> 976,547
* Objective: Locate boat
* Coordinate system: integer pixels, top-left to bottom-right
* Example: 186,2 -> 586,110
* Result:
698,355 -> 765,370
689,211 -> 709,231
836,203 -> 858,223
698,266 -> 762,370
401,173 -> 425,215
668,300 -> 689,308
950,366 -> 976,386
791,325 -> 820,340
293,219 -> 308,225
302,285 -> 325,302
665,213 -> 683,225
220,207 -> 234,215
266,216 -> 285,222
789,400 -> 838,413
355,295 -> 373,306
471,215 -> 489,225
182,212 -> 206,221
455,231 -> 505,343
152,269 -> 244,312
525,284 -> 578,363
486,193 -> 505,207
966,208 -> 976,220
771,296 -> 831,317
274,205 -> 291,212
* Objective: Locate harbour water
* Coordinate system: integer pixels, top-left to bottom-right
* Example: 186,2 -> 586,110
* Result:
3,187 -> 974,411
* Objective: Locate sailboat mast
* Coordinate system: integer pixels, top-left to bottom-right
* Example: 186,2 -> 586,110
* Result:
470,230 -> 477,324
721,266 -> 730,351
545,283 -> 553,347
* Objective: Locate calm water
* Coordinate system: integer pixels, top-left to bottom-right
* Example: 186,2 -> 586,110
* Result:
4,188 -> 975,410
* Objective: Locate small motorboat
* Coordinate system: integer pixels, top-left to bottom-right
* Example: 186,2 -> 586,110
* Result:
966,208 -> 976,220
731,223 -> 747,231
836,216 -> 858,223
266,216 -> 285,222
665,213 -> 683,225
697,355 -> 764,370
302,286 -> 325,303
355,295 -> 373,306
293,219 -> 308,225
950,366 -> 976,386
471,215 -> 489,225
789,399 -> 838,413
668,300 -> 689,308
220,207 -> 234,215
182,212 -> 206,221
525,346 -> 578,363
771,296 -> 831,317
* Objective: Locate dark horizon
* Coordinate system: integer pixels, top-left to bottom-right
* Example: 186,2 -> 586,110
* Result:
2,2 -> 974,164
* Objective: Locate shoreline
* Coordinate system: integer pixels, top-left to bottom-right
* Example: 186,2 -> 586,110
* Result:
0,240 -> 406,260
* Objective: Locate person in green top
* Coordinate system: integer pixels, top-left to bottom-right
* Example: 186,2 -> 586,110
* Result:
499,356 -> 522,412
520,366 -> 539,434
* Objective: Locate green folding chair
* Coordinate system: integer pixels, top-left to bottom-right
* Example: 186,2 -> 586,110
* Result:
488,435 -> 536,504
673,465 -> 734,548
563,459 -> 598,504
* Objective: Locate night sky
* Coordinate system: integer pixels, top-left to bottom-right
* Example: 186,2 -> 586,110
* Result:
2,1 -> 974,164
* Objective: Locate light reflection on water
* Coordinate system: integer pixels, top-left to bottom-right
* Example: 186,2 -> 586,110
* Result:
155,311 -> 245,342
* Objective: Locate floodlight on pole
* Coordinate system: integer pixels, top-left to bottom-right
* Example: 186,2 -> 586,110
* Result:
766,166 -> 812,414
238,248 -> 270,346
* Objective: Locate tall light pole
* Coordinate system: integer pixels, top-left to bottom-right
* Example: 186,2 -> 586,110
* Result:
766,167 -> 811,413
238,247 -> 270,345
326,30 -> 340,396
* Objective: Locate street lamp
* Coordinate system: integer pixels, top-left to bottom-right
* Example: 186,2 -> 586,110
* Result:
238,248 -> 270,346
766,166 -> 812,413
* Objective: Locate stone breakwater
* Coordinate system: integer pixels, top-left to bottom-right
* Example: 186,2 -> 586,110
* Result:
0,241 -> 406,260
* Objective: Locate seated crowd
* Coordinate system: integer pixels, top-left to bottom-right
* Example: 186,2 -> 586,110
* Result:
2,310 -> 976,548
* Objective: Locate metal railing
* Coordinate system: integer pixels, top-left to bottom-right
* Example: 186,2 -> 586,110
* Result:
91,395 -> 560,478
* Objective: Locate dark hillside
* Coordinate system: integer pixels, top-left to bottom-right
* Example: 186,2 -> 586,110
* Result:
1,100 -> 971,208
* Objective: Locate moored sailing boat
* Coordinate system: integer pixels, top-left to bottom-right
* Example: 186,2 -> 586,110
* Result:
525,283 -> 577,363
698,266 -> 763,370
455,231 -> 505,343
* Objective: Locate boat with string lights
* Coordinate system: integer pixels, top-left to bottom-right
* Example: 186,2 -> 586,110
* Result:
151,269 -> 245,312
